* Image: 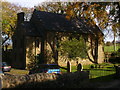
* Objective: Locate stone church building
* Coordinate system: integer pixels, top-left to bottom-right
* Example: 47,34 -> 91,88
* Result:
12,9 -> 104,69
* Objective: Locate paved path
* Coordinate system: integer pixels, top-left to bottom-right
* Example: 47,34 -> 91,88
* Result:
98,79 -> 120,88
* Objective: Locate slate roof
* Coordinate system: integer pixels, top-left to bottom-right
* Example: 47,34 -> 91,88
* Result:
30,10 -> 82,35
72,18 -> 103,36
21,21 -> 40,37
23,9 -> 103,37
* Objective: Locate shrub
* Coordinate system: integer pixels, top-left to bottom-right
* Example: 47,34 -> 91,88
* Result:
105,41 -> 112,46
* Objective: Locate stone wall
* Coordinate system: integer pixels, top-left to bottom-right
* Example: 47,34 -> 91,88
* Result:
2,71 -> 89,88
58,56 -> 93,66
26,37 -> 41,69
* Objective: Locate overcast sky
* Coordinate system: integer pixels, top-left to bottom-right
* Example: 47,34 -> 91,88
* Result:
5,0 -> 47,8
5,0 -> 120,8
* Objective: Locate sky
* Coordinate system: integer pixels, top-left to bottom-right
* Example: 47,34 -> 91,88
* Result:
5,0 -> 47,8
4,0 -> 120,8
4,0 -> 120,42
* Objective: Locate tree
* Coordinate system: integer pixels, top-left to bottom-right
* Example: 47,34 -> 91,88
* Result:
58,36 -> 88,61
36,2 -> 68,14
2,2 -> 18,45
108,2 -> 120,51
2,1 -> 32,47
106,41 -> 112,46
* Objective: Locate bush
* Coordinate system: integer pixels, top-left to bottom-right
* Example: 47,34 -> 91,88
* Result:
109,49 -> 120,63
109,57 -> 120,63
105,41 -> 112,46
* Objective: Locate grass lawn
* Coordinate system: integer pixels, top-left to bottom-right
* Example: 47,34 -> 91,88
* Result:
104,44 -> 120,53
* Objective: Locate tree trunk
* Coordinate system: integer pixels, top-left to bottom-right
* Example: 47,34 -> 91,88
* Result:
87,36 -> 98,64
113,32 -> 116,51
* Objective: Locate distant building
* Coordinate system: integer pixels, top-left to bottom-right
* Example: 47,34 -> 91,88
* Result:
12,9 -> 104,69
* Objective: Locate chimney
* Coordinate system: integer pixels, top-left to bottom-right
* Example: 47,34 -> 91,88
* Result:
17,12 -> 24,24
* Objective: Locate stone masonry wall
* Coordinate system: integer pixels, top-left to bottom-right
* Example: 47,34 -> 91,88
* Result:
2,71 -> 89,88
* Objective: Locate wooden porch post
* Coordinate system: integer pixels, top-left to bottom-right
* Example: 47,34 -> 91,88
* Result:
94,37 -> 99,64
53,35 -> 59,64
41,37 -> 45,64
40,31 -> 47,64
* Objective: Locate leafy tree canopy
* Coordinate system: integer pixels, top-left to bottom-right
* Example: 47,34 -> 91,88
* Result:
2,1 -> 32,45
58,36 -> 88,60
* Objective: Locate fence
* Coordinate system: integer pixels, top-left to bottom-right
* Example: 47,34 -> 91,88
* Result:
65,62 -> 117,81
83,64 -> 116,81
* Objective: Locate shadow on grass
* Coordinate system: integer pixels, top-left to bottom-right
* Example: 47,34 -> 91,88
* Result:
90,74 -> 116,82
83,68 -> 115,71
86,74 -> 120,88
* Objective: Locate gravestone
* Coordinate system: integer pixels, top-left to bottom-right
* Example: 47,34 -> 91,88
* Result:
67,61 -> 71,73
77,63 -> 82,71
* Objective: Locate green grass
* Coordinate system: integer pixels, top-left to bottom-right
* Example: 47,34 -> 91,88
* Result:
104,44 -> 120,53
61,63 -> 116,82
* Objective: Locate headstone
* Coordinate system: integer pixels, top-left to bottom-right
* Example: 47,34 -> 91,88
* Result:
76,61 -> 79,65
77,63 -> 82,72
67,61 -> 71,73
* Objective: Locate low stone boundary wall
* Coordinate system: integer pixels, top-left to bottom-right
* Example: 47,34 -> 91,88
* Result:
2,71 -> 89,88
